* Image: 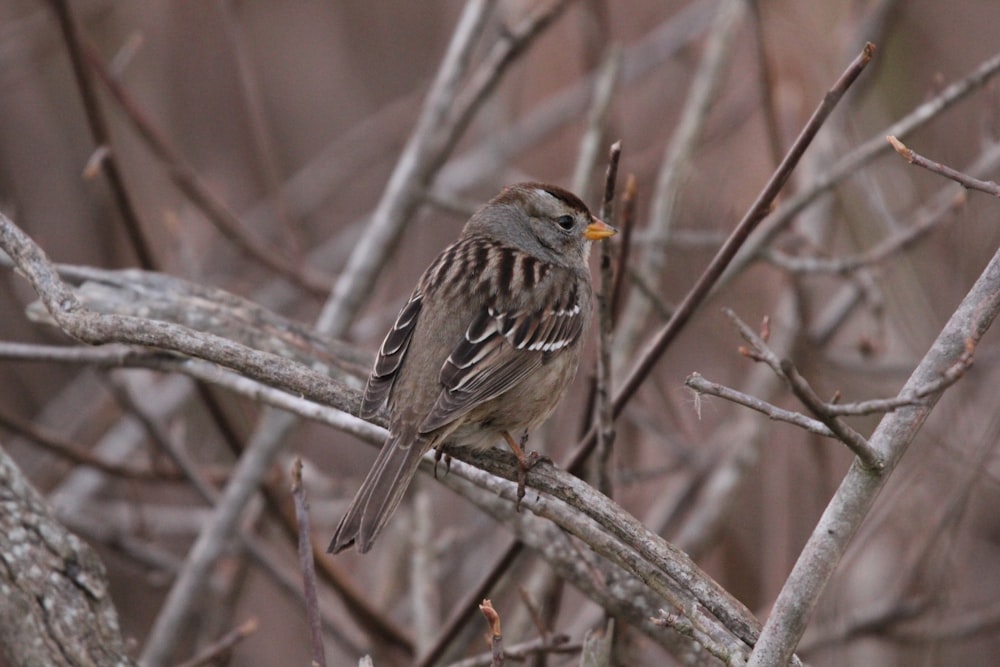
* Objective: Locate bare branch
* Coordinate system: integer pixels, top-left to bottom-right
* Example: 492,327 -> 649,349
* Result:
888,134 -> 1000,196
747,227 -> 1000,667
569,42 -> 876,473
318,0 -> 574,337
685,372 -> 836,438
0,444 -> 136,666
292,459 -> 327,667
84,43 -> 333,297
732,49 -> 1000,281
47,0 -> 155,268
0,212 -> 358,416
594,141 -> 622,497
779,359 -> 882,469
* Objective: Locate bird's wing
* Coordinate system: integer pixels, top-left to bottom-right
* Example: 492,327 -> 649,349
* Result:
419,280 -> 584,433
359,291 -> 422,419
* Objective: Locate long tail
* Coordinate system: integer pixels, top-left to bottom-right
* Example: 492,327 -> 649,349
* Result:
328,433 -> 428,553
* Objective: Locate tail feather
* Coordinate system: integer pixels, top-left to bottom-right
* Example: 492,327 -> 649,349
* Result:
328,433 -> 428,553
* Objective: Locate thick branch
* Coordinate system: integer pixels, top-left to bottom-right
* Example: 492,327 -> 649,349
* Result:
0,443 -> 136,666
0,213 -> 357,416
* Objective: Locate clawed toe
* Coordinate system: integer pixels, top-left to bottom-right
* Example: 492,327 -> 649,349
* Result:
501,430 -> 549,511
514,449 -> 548,511
433,446 -> 453,479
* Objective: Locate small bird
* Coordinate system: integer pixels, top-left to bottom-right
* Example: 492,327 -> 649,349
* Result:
329,183 -> 616,553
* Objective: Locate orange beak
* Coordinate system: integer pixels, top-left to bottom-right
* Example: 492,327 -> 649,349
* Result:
584,217 -> 617,241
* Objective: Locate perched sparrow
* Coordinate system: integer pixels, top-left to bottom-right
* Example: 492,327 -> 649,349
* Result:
329,183 -> 616,553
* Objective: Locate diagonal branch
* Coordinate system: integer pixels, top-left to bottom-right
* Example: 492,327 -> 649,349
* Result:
888,135 -> 1000,197
317,0 -> 566,336
0,212 -> 356,416
48,0 -> 155,268
83,43 -> 333,297
567,42 -> 876,472
746,217 -> 1000,667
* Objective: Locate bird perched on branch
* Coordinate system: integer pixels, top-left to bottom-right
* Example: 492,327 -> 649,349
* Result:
329,182 -> 616,554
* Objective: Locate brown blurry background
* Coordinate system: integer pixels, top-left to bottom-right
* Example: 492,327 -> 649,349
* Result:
2,0 -> 1000,665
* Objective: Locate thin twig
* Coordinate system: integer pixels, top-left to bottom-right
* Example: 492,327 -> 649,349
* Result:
83,42 -> 332,297
609,174 -> 637,324
292,459 -> 327,667
747,209 -> 1000,667
684,373 -> 836,438
568,43 -> 877,473
479,599 -> 504,667
779,360 -> 882,470
724,307 -> 882,467
888,135 -> 1000,196
766,142 -> 1000,278
47,0 -> 155,268
615,0 -> 746,360
729,49 -> 1000,283
414,541 -> 524,667
173,617 -> 259,667
595,142 -> 622,497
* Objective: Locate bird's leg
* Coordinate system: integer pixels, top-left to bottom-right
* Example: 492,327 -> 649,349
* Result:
501,430 -> 547,510
432,443 -> 453,479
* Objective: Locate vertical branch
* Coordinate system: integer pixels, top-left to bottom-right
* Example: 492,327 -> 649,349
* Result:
480,599 -> 505,667
594,142 -> 622,497
291,459 -> 327,667
609,175 -> 636,324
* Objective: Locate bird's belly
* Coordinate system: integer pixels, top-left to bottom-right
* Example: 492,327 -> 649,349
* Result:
447,352 -> 578,450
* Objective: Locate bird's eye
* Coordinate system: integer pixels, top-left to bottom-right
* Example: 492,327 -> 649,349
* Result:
556,215 -> 575,231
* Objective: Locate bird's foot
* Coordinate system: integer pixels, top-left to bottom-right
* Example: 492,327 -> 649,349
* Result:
502,431 -> 548,511
433,445 -> 452,479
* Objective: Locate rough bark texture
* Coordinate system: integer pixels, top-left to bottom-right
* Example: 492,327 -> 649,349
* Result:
0,443 -> 135,667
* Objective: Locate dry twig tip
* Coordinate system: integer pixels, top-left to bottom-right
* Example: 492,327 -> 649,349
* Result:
887,135 -> 914,162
